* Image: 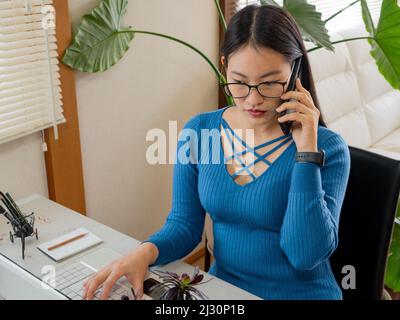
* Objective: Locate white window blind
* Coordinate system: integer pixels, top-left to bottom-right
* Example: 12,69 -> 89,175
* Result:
238,1 -> 383,33
0,0 -> 66,146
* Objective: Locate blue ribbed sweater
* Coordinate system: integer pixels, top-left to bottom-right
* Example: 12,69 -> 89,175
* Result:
144,106 -> 351,300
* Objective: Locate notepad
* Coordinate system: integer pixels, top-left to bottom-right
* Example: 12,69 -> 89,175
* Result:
37,227 -> 103,262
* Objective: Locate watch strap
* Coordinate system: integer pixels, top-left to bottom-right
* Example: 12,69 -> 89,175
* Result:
295,149 -> 325,167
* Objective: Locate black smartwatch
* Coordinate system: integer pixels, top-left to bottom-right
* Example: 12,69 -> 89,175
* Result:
295,149 -> 326,168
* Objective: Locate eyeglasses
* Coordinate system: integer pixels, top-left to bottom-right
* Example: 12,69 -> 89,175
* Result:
221,80 -> 288,99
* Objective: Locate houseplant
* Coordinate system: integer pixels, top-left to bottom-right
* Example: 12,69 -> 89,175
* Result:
385,199 -> 400,297
149,267 -> 211,300
62,0 -> 400,92
62,0 -> 400,294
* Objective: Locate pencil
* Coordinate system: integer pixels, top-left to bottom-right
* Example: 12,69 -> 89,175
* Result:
0,192 -> 24,222
47,233 -> 88,251
6,192 -> 25,218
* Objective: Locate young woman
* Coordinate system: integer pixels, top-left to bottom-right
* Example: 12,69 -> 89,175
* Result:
83,4 -> 351,300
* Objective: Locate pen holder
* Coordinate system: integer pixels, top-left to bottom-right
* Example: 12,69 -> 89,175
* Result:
8,211 -> 39,260
9,211 -> 38,240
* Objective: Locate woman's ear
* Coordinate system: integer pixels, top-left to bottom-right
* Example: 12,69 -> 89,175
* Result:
221,56 -> 225,68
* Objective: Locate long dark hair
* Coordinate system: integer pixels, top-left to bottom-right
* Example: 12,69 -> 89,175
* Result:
221,4 -> 327,127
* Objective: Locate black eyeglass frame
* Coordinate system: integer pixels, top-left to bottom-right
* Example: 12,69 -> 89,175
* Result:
220,59 -> 299,99
220,80 -> 289,99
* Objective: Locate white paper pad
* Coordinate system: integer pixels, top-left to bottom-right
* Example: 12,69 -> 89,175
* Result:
37,227 -> 103,262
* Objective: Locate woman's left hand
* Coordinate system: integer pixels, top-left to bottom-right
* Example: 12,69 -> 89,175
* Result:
276,78 -> 320,152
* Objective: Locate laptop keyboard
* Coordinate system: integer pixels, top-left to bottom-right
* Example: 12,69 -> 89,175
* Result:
55,261 -> 139,300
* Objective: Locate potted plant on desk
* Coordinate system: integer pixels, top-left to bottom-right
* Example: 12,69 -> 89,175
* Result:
149,266 -> 212,300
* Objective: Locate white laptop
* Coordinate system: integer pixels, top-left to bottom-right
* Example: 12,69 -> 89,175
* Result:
1,247 -> 166,300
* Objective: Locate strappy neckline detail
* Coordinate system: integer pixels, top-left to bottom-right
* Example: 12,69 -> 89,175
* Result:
219,106 -> 294,187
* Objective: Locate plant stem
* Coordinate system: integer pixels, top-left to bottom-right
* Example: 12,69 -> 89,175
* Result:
307,36 -> 374,52
215,0 -> 227,32
119,29 -> 225,83
213,1 -> 234,105
324,0 -> 361,23
119,29 -> 234,105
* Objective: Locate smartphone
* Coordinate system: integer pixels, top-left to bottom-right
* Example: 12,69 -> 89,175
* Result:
143,277 -> 165,299
277,56 -> 303,135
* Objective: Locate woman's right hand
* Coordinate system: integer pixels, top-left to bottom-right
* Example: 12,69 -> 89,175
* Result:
82,242 -> 158,300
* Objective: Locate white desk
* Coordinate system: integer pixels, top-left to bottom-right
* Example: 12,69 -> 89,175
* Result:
0,194 -> 261,300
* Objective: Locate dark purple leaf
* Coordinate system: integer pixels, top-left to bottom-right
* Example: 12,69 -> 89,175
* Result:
190,274 -> 204,285
187,287 -> 209,300
161,287 -> 179,300
184,292 -> 193,300
176,289 -> 185,300
167,272 -> 179,279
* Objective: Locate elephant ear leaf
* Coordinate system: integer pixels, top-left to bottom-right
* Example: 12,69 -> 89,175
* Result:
62,0 -> 134,73
385,222 -> 400,292
361,0 -> 400,90
260,0 -> 333,51
283,0 -> 333,51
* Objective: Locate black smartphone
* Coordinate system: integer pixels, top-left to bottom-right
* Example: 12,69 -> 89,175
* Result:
143,277 -> 166,299
277,56 -> 303,135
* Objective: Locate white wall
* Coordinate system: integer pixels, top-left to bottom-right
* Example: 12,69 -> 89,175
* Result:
68,0 -> 220,243
0,134 -> 48,201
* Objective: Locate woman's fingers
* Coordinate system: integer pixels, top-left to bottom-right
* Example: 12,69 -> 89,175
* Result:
82,275 -> 94,288
131,279 -> 144,300
278,112 -> 309,125
124,274 -> 145,300
295,78 -> 312,97
281,92 -> 313,109
99,270 -> 123,300
83,268 -> 110,300
82,274 -> 96,298
276,101 -> 311,115
281,79 -> 314,109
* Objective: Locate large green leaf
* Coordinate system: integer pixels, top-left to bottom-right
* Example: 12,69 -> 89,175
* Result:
360,0 -> 376,36
385,198 -> 400,292
361,0 -> 400,90
62,0 -> 134,72
260,0 -> 333,51
385,222 -> 400,291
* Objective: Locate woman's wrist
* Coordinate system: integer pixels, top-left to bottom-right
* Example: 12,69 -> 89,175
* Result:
134,242 -> 159,266
296,143 -> 318,153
